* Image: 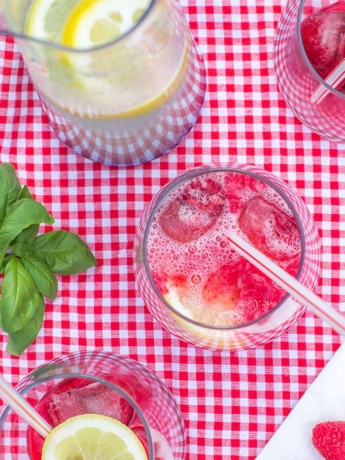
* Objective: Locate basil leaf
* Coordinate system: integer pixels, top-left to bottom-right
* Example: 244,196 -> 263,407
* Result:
12,224 -> 39,245
0,257 -> 40,334
21,255 -> 58,300
11,241 -> 29,258
6,293 -> 45,356
0,199 -> 54,267
0,163 -> 22,226
17,185 -> 33,200
32,229 -> 97,275
11,186 -> 39,245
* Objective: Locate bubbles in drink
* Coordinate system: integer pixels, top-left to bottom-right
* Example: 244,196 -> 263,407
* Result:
188,245 -> 197,254
301,2 -> 345,91
191,274 -> 201,284
148,170 -> 301,327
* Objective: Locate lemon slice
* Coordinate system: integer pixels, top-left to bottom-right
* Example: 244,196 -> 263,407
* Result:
26,0 -> 79,43
62,0 -> 150,49
164,285 -> 195,321
42,414 -> 148,460
164,283 -> 239,349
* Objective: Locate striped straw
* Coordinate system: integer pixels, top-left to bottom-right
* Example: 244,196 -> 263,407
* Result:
227,233 -> 345,336
0,376 -> 51,438
311,57 -> 345,105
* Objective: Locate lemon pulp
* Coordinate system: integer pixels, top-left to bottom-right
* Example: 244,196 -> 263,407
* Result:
42,414 -> 148,460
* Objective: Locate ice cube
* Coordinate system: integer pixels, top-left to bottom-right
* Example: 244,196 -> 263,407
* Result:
45,381 -> 133,427
238,196 -> 301,261
301,9 -> 345,89
159,176 -> 225,243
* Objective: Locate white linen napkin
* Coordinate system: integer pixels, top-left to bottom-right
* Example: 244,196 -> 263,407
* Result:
256,341 -> 345,460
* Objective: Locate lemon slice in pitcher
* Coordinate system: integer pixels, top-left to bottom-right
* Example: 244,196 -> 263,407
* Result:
26,0 -> 79,43
62,0 -> 150,49
42,414 -> 148,459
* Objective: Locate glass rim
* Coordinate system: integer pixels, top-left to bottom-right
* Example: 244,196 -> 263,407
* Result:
0,351 -> 155,459
297,0 -> 345,100
142,164 -> 307,331
8,0 -> 156,53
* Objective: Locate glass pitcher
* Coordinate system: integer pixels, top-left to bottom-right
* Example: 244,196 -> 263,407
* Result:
0,0 -> 207,166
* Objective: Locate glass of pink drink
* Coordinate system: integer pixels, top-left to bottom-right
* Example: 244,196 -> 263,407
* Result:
134,164 -> 321,350
274,0 -> 345,142
0,351 -> 186,459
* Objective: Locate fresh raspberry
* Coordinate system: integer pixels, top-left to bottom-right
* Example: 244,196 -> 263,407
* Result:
312,421 -> 345,460
202,261 -> 242,311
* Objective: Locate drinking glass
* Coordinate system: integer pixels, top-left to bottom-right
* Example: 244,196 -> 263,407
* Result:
133,163 -> 321,351
1,0 -> 206,165
274,0 -> 345,142
0,351 -> 186,459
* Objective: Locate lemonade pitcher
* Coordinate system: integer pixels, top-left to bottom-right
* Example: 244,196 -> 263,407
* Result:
0,0 -> 206,165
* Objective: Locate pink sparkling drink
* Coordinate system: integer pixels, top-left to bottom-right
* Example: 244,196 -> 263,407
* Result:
274,0 -> 345,142
301,1 -> 345,89
134,164 -> 321,350
27,379 -> 146,459
0,352 -> 186,459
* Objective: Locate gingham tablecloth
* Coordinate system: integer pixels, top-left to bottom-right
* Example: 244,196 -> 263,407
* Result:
0,1 -> 344,459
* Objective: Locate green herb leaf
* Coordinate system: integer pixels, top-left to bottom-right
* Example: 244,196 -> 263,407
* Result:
0,163 -> 22,226
11,186 -> 39,245
0,163 -> 98,355
6,293 -> 45,356
32,229 -> 97,275
0,199 -> 54,267
17,185 -> 33,200
11,224 -> 39,245
0,257 -> 40,334
21,255 -> 58,300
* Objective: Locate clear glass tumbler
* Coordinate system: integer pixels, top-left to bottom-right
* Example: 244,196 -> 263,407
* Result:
0,351 -> 186,459
1,0 -> 206,165
133,163 -> 321,351
274,0 -> 345,142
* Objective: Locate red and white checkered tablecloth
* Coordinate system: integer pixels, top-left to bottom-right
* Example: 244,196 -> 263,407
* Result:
0,1 -> 344,459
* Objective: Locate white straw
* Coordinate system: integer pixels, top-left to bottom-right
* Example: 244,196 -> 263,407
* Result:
311,57 -> 345,105
227,233 -> 345,336
0,376 -> 51,438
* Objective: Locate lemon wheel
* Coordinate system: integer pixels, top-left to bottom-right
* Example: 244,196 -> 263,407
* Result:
61,0 -> 150,48
26,0 -> 150,47
42,414 -> 148,460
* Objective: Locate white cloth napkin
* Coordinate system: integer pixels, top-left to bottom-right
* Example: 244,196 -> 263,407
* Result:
256,341 -> 345,460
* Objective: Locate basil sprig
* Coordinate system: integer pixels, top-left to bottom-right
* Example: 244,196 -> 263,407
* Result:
0,163 -> 97,356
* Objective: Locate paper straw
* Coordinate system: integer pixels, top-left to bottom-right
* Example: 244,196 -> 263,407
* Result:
227,233 -> 345,336
311,57 -> 345,105
0,375 -> 51,438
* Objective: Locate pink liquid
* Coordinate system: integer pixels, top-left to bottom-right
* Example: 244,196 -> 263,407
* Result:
147,171 -> 302,326
301,1 -> 345,91
27,378 -> 149,459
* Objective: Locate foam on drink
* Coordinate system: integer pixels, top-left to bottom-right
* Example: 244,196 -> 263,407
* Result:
147,171 -> 302,327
